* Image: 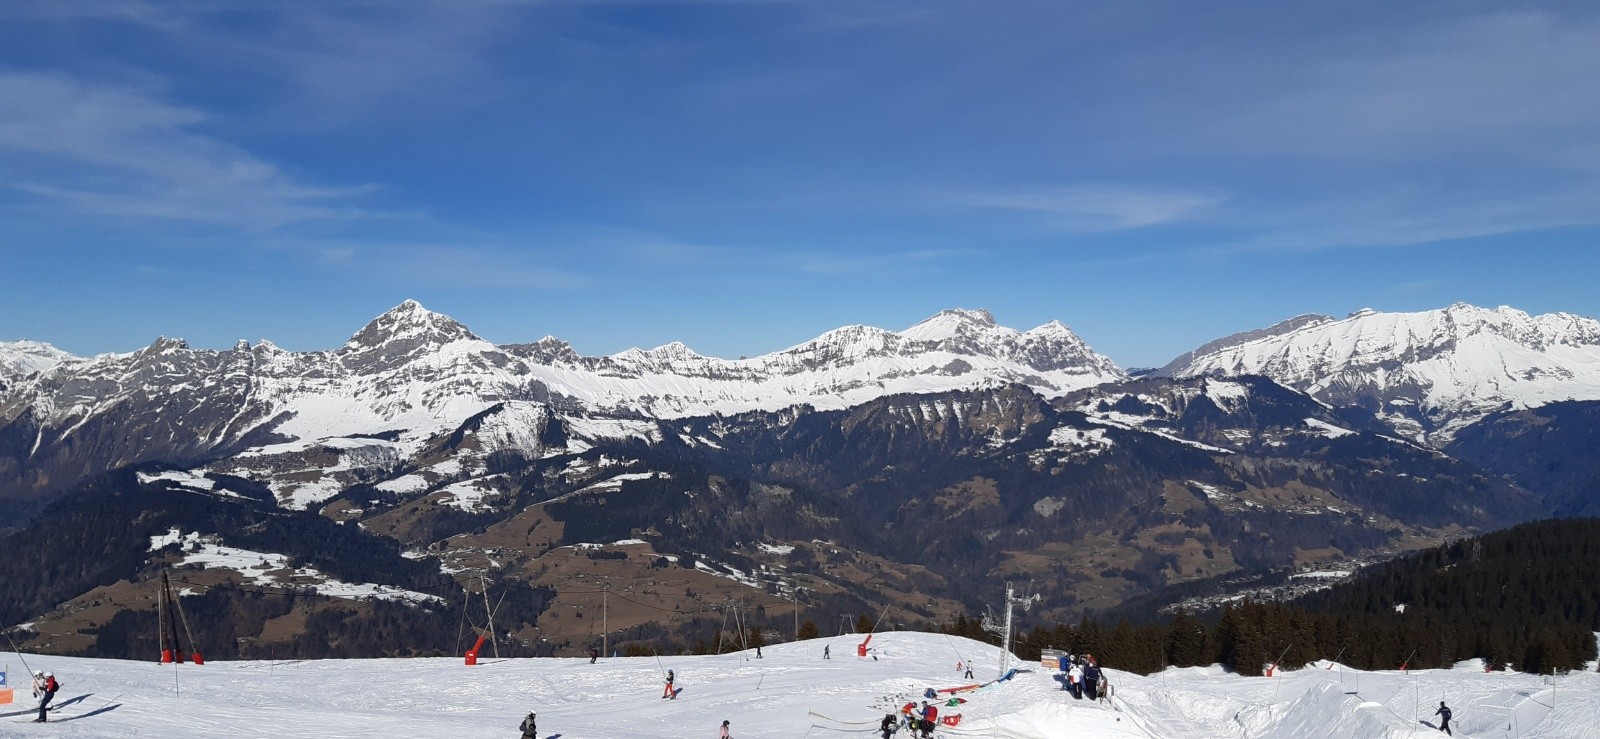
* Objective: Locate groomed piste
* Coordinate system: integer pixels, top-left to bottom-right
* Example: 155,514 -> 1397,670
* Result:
2,631 -> 1597,737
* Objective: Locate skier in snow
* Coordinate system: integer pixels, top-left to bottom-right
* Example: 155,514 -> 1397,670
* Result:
919,701 -> 938,738
963,662 -> 973,679
880,713 -> 899,738
755,645 -> 762,659
1434,701 -> 1452,736
1083,662 -> 1102,701
589,647 -> 599,664
900,701 -> 917,733
1067,663 -> 1084,699
719,719 -> 731,738
519,711 -> 537,739
663,669 -> 676,699
33,671 -> 59,723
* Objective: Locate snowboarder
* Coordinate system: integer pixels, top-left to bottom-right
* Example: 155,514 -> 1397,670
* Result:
880,712 -> 899,738
519,711 -> 538,739
823,645 -> 830,659
719,719 -> 731,738
663,669 -> 676,699
1434,701 -> 1452,736
589,647 -> 599,664
32,671 -> 59,723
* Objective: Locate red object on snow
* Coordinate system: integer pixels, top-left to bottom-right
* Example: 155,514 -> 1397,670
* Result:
938,684 -> 981,694
1265,664 -> 1276,677
191,652 -> 205,665
942,714 -> 962,727
465,634 -> 488,666
161,649 -> 174,664
858,633 -> 872,657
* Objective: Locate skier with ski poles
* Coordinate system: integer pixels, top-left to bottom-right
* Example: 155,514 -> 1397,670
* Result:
32,671 -> 59,723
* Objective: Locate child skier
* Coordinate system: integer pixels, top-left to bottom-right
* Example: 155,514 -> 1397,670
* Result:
32,672 -> 59,723
519,711 -> 537,739
719,719 -> 731,738
663,669 -> 676,699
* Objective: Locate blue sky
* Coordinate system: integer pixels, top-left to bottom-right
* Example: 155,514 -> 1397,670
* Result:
2,1 -> 1598,368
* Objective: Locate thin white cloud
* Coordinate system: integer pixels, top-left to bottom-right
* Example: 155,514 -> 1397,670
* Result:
782,247 -> 977,276
957,185 -> 1223,231
1205,181 -> 1600,255
0,71 -> 383,228
1177,11 -> 1600,168
259,239 -> 594,289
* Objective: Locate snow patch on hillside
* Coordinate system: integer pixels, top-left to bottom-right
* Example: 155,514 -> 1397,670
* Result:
147,528 -> 441,604
1303,418 -> 1355,438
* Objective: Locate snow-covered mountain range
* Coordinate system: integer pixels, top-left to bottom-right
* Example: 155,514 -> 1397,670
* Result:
0,302 -> 1123,506
1161,303 -> 1600,443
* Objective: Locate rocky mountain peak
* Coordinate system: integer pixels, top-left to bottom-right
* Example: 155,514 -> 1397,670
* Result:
342,300 -> 482,353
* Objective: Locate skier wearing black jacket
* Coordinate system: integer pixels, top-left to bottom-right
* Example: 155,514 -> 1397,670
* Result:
880,713 -> 898,738
1434,702 -> 1452,736
1083,663 -> 1102,701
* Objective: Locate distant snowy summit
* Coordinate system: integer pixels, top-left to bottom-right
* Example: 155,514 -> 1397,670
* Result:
1160,303 -> 1600,442
505,306 -> 1125,416
0,339 -> 75,381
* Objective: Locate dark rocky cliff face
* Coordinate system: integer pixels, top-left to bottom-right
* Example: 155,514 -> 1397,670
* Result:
1448,400 -> 1600,517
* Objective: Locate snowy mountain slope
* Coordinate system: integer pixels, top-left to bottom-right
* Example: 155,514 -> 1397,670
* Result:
0,340 -> 75,378
0,302 -> 1124,504
1162,304 -> 1600,443
1155,313 -> 1335,377
5,633 -> 1597,738
0,340 -> 76,402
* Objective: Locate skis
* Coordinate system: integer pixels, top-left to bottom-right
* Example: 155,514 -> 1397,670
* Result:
13,693 -> 123,723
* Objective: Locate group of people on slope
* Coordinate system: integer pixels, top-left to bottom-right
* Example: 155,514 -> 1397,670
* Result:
1060,653 -> 1106,701
881,698 -> 942,738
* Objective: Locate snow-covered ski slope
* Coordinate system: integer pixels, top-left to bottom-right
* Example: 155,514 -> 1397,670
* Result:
3,632 -> 1596,738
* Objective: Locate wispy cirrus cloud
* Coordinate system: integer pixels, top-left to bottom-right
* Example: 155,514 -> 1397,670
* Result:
0,71 -> 386,228
954,184 -> 1224,231
257,238 -> 594,289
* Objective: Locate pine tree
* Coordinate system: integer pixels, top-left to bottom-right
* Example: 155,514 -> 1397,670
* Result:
1166,609 -> 1206,668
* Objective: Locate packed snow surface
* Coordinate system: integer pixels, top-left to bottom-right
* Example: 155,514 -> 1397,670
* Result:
4,632 -> 1598,738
